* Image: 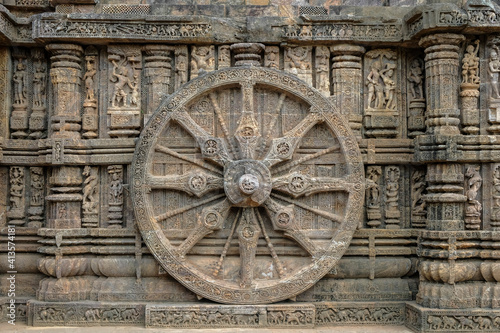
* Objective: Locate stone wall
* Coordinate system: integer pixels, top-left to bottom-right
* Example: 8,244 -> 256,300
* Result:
0,0 -> 499,332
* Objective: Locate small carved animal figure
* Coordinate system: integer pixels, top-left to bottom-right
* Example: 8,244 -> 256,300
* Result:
102,309 -> 119,321
372,309 -> 385,321
318,309 -> 335,323
286,312 -> 302,325
473,316 -> 492,330
354,309 -> 370,321
428,315 -> 442,330
268,311 -> 284,324
85,309 -> 100,321
122,308 -> 139,321
458,316 -> 475,330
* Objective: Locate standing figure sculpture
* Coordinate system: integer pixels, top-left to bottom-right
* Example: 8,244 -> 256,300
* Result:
110,59 -> 133,107
489,46 -> 500,99
366,61 -> 384,109
84,60 -> 97,101
408,58 -> 424,100
33,60 -> 46,107
462,40 -> 480,84
380,63 -> 397,110
13,61 -> 27,105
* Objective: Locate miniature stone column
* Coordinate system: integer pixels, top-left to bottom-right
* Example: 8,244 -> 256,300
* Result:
331,44 -> 365,138
46,44 -> 83,139
143,45 -> 172,125
46,44 -> 84,229
419,33 -> 465,136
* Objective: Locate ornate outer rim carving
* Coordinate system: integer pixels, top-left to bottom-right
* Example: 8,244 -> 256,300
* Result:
131,66 -> 364,304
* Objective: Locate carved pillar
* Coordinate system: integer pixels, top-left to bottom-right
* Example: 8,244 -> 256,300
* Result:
82,46 -> 98,139
29,48 -> 48,139
419,33 -> 465,135
425,163 -> 466,231
46,166 -> 82,229
143,45 -> 172,125
46,44 -> 83,139
331,44 -> 365,138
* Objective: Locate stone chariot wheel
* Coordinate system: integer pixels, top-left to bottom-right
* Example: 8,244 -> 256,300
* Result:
131,66 -> 364,304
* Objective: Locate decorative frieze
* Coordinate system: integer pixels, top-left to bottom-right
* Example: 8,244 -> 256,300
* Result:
282,23 -> 401,42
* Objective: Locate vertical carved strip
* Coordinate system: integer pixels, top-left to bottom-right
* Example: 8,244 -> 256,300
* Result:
82,166 -> 99,228
407,56 -> 426,137
284,46 -> 312,85
108,165 -> 123,228
28,167 -> 44,228
29,48 -> 47,139
218,45 -> 231,69
190,45 -> 214,80
366,166 -> 382,228
315,46 -> 330,97
143,45 -> 172,125
411,168 -> 427,228
10,51 -> 28,139
487,34 -> 500,133
0,47 -> 9,139
464,165 -> 482,230
82,46 -> 98,139
174,46 -> 188,91
460,39 -> 481,135
8,166 -> 25,226
46,44 -> 83,139
264,46 -> 279,70
384,165 -> 401,229
419,33 -> 465,135
331,44 -> 365,138
107,45 -> 142,138
492,164 -> 500,230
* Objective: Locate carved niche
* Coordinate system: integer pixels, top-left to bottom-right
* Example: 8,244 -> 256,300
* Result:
131,66 -> 364,304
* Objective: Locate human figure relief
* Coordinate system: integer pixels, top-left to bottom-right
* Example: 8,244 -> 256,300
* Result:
13,61 -> 27,105
82,166 -> 98,214
110,59 -> 134,108
380,63 -> 397,110
488,46 -> 500,99
33,60 -> 46,107
462,40 -> 480,84
286,46 -> 310,72
408,58 -> 424,100
84,59 -> 97,101
366,61 -> 384,109
191,46 -> 214,76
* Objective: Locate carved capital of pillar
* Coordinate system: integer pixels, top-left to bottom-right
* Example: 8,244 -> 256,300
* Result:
46,43 -> 84,139
331,44 -> 365,138
419,33 -> 465,136
230,43 -> 264,67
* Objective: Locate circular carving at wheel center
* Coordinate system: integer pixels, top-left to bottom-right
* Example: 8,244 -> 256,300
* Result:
224,160 -> 271,207
239,174 -> 259,194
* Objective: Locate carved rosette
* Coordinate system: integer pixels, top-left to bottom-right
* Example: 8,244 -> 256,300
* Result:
131,66 -> 363,304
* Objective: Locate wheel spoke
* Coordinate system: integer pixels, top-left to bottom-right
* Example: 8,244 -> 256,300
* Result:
262,111 -> 324,168
155,144 -> 223,176
272,172 -> 352,198
236,208 -> 261,288
271,145 -> 339,175
235,81 -> 261,159
176,198 -> 231,258
270,193 -> 343,224
209,92 -> 237,159
263,197 -> 321,258
171,108 -> 232,166
147,171 -> 224,197
255,209 -> 285,277
213,209 -> 241,277
154,193 -> 225,223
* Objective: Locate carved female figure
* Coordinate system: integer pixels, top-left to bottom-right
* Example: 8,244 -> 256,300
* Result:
84,60 -> 97,101
13,61 -> 27,105
380,63 -> 397,110
82,166 -> 98,214
110,59 -> 133,107
408,58 -> 424,100
33,60 -> 46,107
366,62 -> 383,109
488,46 -> 500,99
462,40 -> 480,84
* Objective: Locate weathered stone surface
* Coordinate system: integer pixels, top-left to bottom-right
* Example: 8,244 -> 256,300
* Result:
0,0 -> 500,331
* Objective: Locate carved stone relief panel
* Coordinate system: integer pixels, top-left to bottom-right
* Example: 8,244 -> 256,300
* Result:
487,34 -> 500,133
460,39 -> 481,135
190,45 -> 215,80
407,54 -> 426,137
363,49 -> 399,138
82,46 -> 98,139
131,66 -> 363,304
284,46 -> 312,86
107,45 -> 142,138
410,167 -> 427,229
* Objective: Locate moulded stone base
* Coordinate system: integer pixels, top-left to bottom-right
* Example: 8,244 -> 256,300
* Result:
405,302 -> 500,332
